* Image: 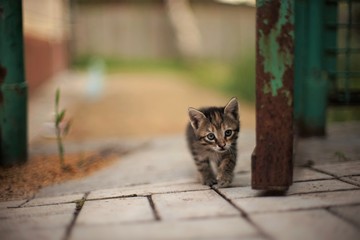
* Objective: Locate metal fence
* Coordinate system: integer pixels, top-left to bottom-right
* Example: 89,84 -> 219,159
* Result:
295,0 -> 360,137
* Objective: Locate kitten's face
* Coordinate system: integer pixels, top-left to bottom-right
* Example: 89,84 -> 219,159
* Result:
189,98 -> 240,153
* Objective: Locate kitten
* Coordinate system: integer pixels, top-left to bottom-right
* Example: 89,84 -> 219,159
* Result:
186,98 -> 240,187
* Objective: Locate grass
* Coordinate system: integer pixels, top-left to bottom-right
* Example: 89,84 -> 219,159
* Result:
327,107 -> 360,123
72,54 -> 256,103
72,55 -> 187,74
226,53 -> 256,103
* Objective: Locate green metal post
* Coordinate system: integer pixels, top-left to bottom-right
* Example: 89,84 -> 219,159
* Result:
294,0 -> 307,123
0,0 -> 28,165
295,0 -> 328,136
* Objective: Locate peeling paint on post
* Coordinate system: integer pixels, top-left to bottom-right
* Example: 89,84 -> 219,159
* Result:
252,0 -> 294,190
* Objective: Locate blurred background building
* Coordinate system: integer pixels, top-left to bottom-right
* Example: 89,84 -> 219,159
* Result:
71,0 -> 255,60
23,0 -> 70,93
23,0 -> 256,92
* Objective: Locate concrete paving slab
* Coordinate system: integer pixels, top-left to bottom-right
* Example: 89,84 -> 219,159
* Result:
219,179 -> 356,200
230,190 -> 360,214
295,122 -> 360,165
0,212 -> 73,231
76,197 -> 154,225
0,200 -> 26,209
24,193 -> 84,207
88,181 -> 209,200
313,161 -> 360,177
293,168 -> 332,182
152,190 -> 239,220
341,176 -> 360,186
329,204 -> 360,227
287,179 -> 357,195
0,203 -> 75,240
231,172 -> 251,187
70,217 -> 261,240
0,203 -> 75,219
251,209 -> 360,240
0,228 -> 65,240
219,186 -> 263,199
36,136 -> 198,197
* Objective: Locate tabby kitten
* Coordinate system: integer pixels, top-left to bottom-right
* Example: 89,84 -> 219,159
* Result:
186,98 -> 240,187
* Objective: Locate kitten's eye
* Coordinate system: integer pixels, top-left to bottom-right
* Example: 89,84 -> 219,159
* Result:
224,130 -> 233,137
206,133 -> 215,141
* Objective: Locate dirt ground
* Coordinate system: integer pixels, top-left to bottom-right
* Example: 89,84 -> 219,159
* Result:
1,72 -> 255,200
0,151 -> 119,201
65,72 -> 255,140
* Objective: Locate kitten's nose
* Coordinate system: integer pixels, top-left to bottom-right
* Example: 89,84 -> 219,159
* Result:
218,142 -> 226,149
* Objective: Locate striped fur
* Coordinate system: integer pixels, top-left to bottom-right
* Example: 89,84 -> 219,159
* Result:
186,98 -> 240,187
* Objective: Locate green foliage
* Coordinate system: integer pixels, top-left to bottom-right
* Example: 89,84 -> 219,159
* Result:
327,107 -> 360,123
72,55 -> 187,73
55,88 -> 60,107
54,88 -> 71,170
71,54 -> 256,103
227,52 -> 256,103
333,151 -> 351,162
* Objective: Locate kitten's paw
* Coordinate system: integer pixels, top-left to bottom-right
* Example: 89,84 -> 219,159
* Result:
201,177 -> 217,186
216,175 -> 233,188
217,180 -> 231,188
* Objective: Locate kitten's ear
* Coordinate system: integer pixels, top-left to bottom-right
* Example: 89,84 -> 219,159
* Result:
188,107 -> 206,130
224,97 -> 239,120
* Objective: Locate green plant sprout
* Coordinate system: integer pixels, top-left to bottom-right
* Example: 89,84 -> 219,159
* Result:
55,88 -> 71,170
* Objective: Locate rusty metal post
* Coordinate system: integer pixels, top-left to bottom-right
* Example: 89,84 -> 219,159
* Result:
0,0 -> 28,165
252,0 -> 294,190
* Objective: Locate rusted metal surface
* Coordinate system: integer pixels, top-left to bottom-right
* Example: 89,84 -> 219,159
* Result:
252,0 -> 294,190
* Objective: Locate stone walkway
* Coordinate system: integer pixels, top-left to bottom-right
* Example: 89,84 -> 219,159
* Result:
2,71 -> 360,239
1,124 -> 360,240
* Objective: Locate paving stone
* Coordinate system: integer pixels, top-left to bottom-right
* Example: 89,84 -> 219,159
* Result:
231,172 -> 251,187
152,190 -> 239,220
24,193 -> 84,207
230,190 -> 360,214
313,161 -> 360,177
87,181 -> 209,200
70,217 -> 261,240
0,212 -> 74,231
251,209 -> 360,240
0,203 -> 75,219
37,136 -> 198,198
0,204 -> 75,239
219,186 -> 263,199
341,176 -> 360,186
220,179 -> 356,200
0,200 -> 26,209
76,197 -> 153,225
0,228 -> 65,240
295,122 -> 360,165
329,204 -> 360,227
287,179 -> 357,195
293,168 -> 332,182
